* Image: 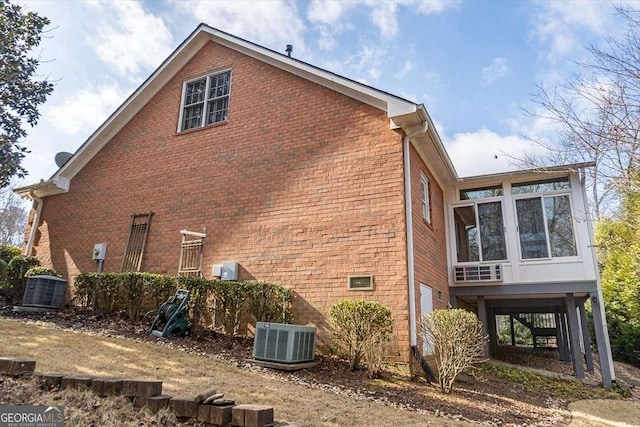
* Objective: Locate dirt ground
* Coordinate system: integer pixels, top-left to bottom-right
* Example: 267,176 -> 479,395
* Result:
0,308 -> 637,426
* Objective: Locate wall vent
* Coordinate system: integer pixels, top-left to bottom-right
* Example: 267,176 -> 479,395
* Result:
348,275 -> 374,291
253,322 -> 316,363
454,265 -> 502,283
21,275 -> 68,309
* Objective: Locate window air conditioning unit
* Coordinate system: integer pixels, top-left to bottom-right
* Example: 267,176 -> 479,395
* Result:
253,322 -> 316,364
21,275 -> 68,309
454,265 -> 502,283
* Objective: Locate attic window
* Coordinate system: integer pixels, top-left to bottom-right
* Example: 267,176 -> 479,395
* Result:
179,70 -> 231,131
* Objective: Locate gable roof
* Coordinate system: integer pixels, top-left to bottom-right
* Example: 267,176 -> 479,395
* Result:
14,24 -> 457,198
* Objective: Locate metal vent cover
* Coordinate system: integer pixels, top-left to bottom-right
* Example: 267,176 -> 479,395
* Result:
348,275 -> 374,291
253,322 -> 316,363
21,275 -> 68,309
454,265 -> 502,283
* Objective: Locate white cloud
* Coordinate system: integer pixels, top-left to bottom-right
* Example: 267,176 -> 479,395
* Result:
322,46 -> 386,84
370,2 -> 399,38
307,0 -> 459,42
529,1 -> 620,62
444,128 -> 541,177
482,57 -> 510,86
395,60 -> 415,79
416,0 -> 462,14
88,1 -> 174,77
307,0 -> 353,25
175,0 -> 307,55
47,83 -> 128,136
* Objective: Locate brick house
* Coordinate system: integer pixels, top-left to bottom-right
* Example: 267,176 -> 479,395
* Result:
15,25 -> 615,386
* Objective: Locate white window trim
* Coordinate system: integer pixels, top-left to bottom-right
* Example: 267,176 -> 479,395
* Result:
420,172 -> 431,223
449,197 -> 509,264
177,68 -> 232,132
513,191 -> 580,262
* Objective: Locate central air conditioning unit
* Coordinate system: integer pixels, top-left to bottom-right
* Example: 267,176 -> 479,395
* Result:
253,322 -> 316,364
454,264 -> 502,283
21,275 -> 68,309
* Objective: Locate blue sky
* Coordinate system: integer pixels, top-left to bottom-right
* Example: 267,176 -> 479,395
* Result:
16,0 -> 636,184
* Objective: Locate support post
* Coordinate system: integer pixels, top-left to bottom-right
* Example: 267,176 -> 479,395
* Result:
577,301 -> 594,373
565,294 -> 584,379
590,292 -> 614,387
449,295 -> 458,309
488,308 -> 498,356
477,296 -> 489,358
510,315 -> 516,346
556,312 -> 570,362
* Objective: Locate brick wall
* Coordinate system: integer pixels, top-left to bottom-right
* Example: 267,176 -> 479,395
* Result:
409,144 -> 449,335
28,41 -> 412,358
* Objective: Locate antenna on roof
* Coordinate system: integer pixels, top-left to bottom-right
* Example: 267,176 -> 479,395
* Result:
54,152 -> 73,168
286,44 -> 293,58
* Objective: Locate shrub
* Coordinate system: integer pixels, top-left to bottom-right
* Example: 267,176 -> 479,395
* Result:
177,276 -> 215,336
0,245 -> 21,264
329,299 -> 394,375
72,273 -> 292,342
5,255 -> 41,303
118,273 -> 177,321
74,272 -> 120,314
75,272 -> 177,319
419,308 -> 487,393
245,280 -> 293,324
25,266 -> 61,278
212,280 -> 252,346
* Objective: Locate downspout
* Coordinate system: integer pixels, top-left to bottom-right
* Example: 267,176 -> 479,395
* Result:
403,121 -> 428,347
25,190 -> 43,256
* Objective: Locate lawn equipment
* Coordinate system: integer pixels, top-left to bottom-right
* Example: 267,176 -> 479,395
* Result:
150,289 -> 191,338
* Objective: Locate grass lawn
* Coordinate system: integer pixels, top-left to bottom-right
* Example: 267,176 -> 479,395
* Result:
2,315 -> 639,427
0,318 -> 462,426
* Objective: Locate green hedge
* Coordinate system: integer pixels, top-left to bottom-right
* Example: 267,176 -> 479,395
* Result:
75,272 -> 177,320
75,273 -> 293,337
25,266 -> 61,278
0,245 -> 21,264
3,255 -> 41,303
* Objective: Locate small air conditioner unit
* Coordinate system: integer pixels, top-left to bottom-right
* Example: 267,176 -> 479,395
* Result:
253,322 -> 316,363
21,275 -> 68,309
454,264 -> 502,283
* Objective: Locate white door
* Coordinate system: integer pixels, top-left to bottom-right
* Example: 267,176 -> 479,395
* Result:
420,284 -> 434,355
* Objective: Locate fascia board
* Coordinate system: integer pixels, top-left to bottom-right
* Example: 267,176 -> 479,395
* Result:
457,161 -> 596,186
13,177 -> 69,198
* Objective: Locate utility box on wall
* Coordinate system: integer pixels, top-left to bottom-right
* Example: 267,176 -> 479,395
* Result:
92,243 -> 107,260
221,261 -> 238,281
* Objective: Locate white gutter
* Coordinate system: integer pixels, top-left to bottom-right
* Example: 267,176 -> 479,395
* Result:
403,121 -> 428,347
25,190 -> 43,256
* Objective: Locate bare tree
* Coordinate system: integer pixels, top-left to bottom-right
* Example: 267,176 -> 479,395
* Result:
0,182 -> 28,246
520,7 -> 640,219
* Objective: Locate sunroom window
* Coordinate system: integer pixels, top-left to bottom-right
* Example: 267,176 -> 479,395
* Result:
453,201 -> 506,263
460,185 -> 503,200
180,70 -> 231,131
513,178 -> 577,259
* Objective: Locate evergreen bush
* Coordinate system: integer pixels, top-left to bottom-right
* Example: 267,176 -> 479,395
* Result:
329,299 -> 394,376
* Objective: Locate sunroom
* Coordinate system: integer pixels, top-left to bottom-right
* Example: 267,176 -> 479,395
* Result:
444,163 -> 615,386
